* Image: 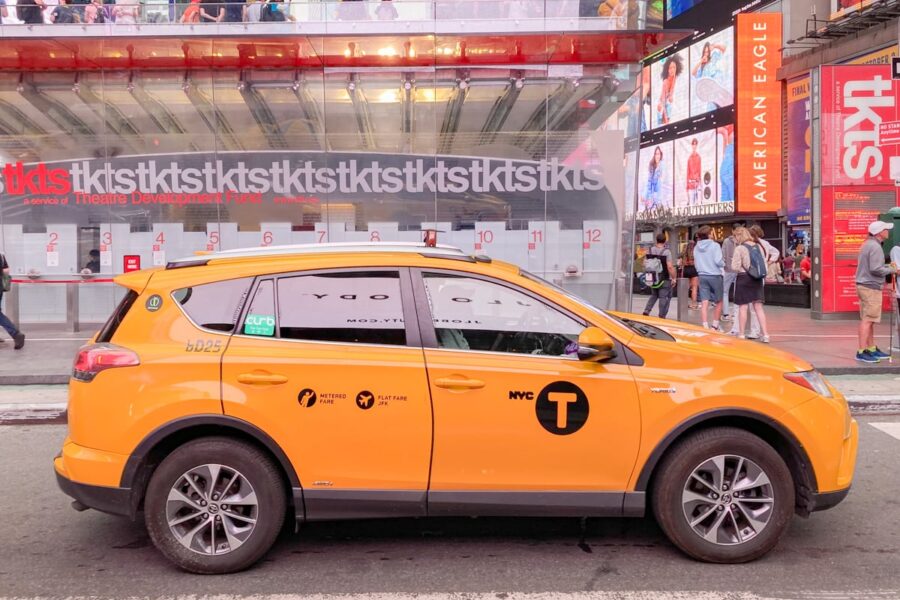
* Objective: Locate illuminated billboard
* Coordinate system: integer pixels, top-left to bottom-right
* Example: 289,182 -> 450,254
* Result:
650,49 -> 690,128
638,141 -> 674,212
674,129 -> 717,208
689,27 -> 734,117
735,12 -> 782,213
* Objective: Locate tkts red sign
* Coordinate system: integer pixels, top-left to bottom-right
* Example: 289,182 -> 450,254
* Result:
1,162 -> 72,195
821,65 -> 899,185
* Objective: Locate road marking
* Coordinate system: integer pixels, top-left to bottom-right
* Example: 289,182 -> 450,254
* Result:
3,593 -> 899,600
870,422 -> 900,441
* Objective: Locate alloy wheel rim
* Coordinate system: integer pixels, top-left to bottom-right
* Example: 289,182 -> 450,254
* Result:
166,463 -> 259,556
681,454 -> 775,546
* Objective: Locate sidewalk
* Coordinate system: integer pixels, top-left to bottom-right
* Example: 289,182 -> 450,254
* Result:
632,294 -> 900,375
1,299 -> 898,384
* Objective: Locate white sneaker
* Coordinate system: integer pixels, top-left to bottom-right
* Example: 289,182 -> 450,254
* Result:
747,333 -> 760,340
702,322 -> 710,329
761,336 -> 770,344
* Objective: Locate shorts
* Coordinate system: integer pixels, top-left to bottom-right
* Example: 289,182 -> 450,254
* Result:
699,275 -> 723,303
682,265 -> 698,279
857,285 -> 883,323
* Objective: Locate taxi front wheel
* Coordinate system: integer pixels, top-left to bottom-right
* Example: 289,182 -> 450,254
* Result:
651,427 -> 794,563
144,437 -> 286,574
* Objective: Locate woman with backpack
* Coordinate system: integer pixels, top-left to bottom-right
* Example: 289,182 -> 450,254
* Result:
681,232 -> 700,310
731,226 -> 770,343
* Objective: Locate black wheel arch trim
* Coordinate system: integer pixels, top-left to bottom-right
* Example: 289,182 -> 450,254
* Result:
119,414 -> 303,499
634,408 -> 818,493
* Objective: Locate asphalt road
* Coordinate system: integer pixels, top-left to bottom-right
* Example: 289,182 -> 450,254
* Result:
1,419 -> 899,599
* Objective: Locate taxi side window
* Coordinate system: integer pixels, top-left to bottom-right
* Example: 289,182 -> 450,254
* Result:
174,277 -> 253,332
276,271 -> 406,346
242,280 -> 276,337
423,273 -> 583,357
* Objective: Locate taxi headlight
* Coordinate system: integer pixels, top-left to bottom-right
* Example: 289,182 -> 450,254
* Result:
784,370 -> 833,398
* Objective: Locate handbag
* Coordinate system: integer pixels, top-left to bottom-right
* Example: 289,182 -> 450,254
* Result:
1,254 -> 10,292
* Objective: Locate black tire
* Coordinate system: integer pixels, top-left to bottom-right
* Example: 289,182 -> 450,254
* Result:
651,427 -> 794,563
144,437 -> 286,574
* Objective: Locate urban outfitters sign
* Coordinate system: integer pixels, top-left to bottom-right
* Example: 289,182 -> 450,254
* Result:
735,11 -> 782,213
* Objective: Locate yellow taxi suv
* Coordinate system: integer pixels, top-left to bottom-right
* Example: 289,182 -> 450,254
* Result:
55,243 -> 858,574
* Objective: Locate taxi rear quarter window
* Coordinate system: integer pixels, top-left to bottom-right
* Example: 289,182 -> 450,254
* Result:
173,277 -> 253,332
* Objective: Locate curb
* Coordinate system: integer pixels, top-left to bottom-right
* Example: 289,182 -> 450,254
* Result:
0,375 -> 70,385
820,365 -> 900,375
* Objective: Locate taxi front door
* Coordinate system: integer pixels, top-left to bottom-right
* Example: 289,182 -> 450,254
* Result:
413,270 -> 642,516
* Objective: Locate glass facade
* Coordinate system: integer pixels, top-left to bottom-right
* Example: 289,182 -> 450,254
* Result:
0,7 -> 667,328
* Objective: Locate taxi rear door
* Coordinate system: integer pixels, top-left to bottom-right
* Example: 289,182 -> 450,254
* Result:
220,268 -> 433,520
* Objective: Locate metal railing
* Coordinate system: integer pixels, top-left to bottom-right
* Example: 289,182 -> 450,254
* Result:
0,0 -> 650,29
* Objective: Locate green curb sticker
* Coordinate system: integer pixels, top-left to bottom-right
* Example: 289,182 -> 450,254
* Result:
244,314 -> 276,337
145,295 -> 163,312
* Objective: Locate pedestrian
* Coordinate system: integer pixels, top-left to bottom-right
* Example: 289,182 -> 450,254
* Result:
0,252 -> 26,350
242,0 -> 261,21
746,224 -> 779,340
681,232 -> 699,310
222,0 -> 241,21
693,225 -> 725,330
854,221 -> 896,363
374,0 -> 397,20
891,242 -> 900,353
180,0 -> 200,22
50,0 -> 78,23
16,0 -> 46,23
200,0 -> 223,21
0,0 -> 9,23
113,0 -> 139,23
721,224 -> 738,322
731,226 -> 770,343
642,232 -> 677,319
782,253 -> 795,284
800,251 -> 811,285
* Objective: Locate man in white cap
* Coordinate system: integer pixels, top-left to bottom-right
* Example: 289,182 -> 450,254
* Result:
855,221 -> 896,363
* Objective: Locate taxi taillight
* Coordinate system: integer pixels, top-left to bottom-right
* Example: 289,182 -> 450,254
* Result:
72,343 -> 140,382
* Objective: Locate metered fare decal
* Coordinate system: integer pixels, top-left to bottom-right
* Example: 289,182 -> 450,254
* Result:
296,387 -> 406,410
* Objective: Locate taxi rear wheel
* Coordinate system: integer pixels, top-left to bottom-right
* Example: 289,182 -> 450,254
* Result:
144,437 -> 286,574
651,427 -> 794,563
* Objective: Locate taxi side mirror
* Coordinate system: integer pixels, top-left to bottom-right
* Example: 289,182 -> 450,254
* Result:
577,327 -> 617,362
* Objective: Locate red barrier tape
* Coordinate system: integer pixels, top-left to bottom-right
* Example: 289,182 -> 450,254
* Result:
11,279 -> 116,284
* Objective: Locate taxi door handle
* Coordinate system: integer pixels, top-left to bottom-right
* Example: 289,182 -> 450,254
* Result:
237,372 -> 289,385
434,377 -> 485,390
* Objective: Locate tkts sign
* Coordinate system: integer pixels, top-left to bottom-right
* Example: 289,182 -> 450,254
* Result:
0,153 -> 606,205
820,64 -> 900,186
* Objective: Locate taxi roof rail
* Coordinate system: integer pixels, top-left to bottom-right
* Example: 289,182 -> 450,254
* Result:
165,242 -> 472,269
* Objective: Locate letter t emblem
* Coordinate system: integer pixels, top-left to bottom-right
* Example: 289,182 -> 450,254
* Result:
548,392 -> 578,429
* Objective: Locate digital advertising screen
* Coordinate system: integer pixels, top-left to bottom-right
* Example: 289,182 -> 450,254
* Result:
640,66 -> 652,134
674,129 -> 717,208
690,27 -> 735,117
717,125 -> 735,203
650,49 -> 689,128
786,76 -> 812,226
638,141 -> 674,212
666,0 -> 704,20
